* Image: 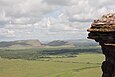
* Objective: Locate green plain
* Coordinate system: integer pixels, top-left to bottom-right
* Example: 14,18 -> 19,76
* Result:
0,53 -> 104,77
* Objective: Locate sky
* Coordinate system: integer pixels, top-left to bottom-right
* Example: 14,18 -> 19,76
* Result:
0,0 -> 115,41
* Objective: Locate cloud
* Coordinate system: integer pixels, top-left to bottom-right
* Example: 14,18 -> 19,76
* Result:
0,0 -> 115,41
0,0 -> 58,25
1,0 -> 52,17
42,0 -> 70,6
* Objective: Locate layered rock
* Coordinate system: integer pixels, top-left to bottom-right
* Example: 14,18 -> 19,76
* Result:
87,13 -> 115,77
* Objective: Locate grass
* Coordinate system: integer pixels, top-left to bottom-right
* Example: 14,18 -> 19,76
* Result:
51,53 -> 104,63
0,46 -> 101,60
0,53 -> 104,77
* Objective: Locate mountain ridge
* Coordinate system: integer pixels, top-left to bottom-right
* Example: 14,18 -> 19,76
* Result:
0,39 -> 43,48
0,39 -> 98,49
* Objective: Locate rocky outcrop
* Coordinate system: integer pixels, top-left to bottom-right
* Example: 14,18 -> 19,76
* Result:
87,13 -> 115,77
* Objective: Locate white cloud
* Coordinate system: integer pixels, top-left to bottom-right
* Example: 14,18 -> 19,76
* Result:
0,0 -> 115,41
42,0 -> 70,5
0,28 -> 15,37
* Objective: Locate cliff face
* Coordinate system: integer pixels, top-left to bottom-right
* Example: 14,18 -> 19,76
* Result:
87,13 -> 115,77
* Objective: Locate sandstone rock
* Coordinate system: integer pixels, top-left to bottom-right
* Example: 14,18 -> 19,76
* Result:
87,13 -> 115,44
87,13 -> 115,33
87,13 -> 115,77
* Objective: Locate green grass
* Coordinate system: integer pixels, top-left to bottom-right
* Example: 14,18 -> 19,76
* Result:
0,46 -> 101,60
0,53 -> 104,77
51,53 -> 104,63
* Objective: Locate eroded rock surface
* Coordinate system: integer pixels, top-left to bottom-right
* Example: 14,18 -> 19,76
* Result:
87,13 -> 115,77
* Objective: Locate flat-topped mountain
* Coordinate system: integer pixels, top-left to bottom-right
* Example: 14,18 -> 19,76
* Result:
0,40 -> 42,48
0,39 -> 98,49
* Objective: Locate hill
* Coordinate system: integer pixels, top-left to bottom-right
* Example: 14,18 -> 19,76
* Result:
47,40 -> 74,46
0,40 -> 43,48
0,39 -> 99,49
68,39 -> 98,47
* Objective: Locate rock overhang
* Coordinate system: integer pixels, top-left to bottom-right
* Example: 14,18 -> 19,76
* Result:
87,13 -> 115,45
